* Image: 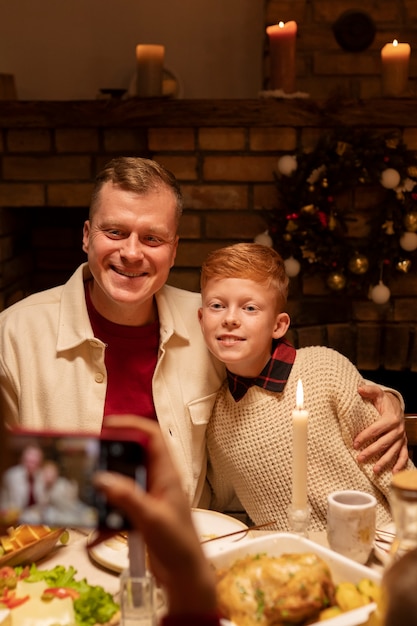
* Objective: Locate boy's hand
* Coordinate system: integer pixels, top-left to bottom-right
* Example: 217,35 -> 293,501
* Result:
354,384 -> 408,474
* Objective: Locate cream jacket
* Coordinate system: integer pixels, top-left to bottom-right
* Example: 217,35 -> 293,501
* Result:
0,264 -> 225,506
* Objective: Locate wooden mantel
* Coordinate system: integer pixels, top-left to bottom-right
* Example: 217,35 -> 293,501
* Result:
0,98 -> 417,128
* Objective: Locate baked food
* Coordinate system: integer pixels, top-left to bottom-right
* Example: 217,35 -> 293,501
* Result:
216,552 -> 335,625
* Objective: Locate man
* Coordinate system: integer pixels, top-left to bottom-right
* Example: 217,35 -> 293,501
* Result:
1,444 -> 44,511
0,157 -> 223,506
0,157 -> 408,507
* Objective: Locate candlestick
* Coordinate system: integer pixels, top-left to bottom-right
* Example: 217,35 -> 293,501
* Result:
291,379 -> 308,509
266,20 -> 297,93
381,39 -> 411,97
135,44 -> 165,97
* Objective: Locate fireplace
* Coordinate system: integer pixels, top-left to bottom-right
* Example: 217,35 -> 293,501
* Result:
1,97 -> 417,408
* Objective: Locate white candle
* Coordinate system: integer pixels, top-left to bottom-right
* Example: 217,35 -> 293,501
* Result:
381,39 -> 411,96
135,44 -> 165,97
292,379 -> 308,509
266,21 -> 297,93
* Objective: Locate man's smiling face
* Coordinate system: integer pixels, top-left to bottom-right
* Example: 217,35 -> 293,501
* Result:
82,181 -> 178,325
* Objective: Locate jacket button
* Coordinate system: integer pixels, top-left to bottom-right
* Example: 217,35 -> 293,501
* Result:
95,373 -> 104,383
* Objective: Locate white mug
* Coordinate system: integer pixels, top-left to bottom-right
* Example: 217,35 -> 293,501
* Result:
327,490 -> 377,564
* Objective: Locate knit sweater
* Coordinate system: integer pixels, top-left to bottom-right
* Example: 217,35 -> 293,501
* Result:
207,346 -> 413,532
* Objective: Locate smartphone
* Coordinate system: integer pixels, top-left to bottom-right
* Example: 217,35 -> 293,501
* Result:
0,428 -> 148,531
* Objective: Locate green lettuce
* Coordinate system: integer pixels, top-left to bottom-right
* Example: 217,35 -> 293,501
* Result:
14,564 -> 119,625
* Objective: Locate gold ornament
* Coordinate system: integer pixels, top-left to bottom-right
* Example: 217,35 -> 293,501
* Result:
328,214 -> 337,231
283,233 -> 292,241
301,248 -> 316,262
348,254 -> 369,275
408,166 -> 417,178
336,141 -> 348,156
326,271 -> 346,291
308,184 -> 315,192
322,178 -> 328,188
396,258 -> 412,273
307,164 -> 326,185
404,212 -> 417,232
386,137 -> 399,149
382,220 -> 395,235
286,220 -> 298,232
301,204 -> 316,215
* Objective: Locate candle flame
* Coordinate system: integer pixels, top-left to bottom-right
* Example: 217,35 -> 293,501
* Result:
393,39 -> 398,47
278,21 -> 285,28
296,379 -> 304,409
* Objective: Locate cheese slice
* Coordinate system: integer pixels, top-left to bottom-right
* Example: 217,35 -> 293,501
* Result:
1,580 -> 75,626
0,609 -> 11,626
0,537 -> 15,553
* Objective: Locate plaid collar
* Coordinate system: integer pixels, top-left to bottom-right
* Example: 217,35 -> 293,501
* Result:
226,338 -> 296,402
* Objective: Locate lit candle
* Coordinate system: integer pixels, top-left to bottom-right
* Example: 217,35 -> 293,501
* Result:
135,44 -> 165,97
266,21 -> 297,93
292,378 -> 308,509
381,39 -> 411,96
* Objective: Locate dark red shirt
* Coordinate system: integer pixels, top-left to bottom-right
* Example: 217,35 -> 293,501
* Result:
86,283 -> 159,420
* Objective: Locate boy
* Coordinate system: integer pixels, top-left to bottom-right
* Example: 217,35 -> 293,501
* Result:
198,243 -> 414,531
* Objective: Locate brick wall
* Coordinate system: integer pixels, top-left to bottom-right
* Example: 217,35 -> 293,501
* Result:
1,98 -> 417,379
264,0 -> 417,98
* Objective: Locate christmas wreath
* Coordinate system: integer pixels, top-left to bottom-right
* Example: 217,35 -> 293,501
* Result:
260,127 -> 417,302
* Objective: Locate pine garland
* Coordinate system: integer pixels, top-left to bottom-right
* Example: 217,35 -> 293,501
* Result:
263,128 -> 417,296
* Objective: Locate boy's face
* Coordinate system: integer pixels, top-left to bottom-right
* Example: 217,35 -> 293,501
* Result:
198,277 -> 290,377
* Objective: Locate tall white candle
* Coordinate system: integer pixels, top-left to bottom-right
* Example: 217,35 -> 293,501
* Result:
135,44 -> 165,97
381,39 -> 411,96
292,379 -> 308,509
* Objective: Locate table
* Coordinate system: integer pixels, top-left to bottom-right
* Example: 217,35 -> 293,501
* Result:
32,524 -> 385,620
35,528 -> 121,596
37,528 -> 384,588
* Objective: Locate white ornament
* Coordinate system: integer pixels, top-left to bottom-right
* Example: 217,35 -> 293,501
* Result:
277,155 -> 297,176
284,256 -> 301,277
380,168 -> 401,189
254,230 -> 273,247
370,281 -> 391,305
400,231 -> 417,251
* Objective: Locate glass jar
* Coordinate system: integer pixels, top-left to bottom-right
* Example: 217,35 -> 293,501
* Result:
389,469 -> 417,563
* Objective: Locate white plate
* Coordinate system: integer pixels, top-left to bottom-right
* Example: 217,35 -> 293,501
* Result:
191,509 -> 250,558
210,532 -> 381,626
88,508 -> 249,573
374,521 -> 395,565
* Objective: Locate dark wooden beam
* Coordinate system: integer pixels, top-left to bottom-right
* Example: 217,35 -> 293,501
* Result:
0,98 -> 415,128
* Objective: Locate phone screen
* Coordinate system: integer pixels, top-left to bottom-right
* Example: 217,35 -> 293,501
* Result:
0,431 -> 147,530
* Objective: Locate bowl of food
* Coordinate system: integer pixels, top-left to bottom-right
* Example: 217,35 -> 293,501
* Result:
0,525 -> 67,568
209,532 -> 382,626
